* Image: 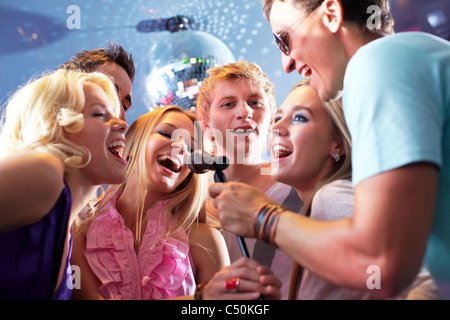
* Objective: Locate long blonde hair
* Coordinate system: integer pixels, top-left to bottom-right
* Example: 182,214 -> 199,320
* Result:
0,69 -> 120,171
95,106 -> 207,247
295,79 -> 352,215
288,79 -> 352,299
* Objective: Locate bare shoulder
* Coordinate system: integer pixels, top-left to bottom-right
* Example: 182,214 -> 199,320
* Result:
190,222 -> 224,245
190,223 -> 223,240
0,151 -> 65,231
189,223 -> 230,283
0,150 -> 64,179
189,222 -> 228,259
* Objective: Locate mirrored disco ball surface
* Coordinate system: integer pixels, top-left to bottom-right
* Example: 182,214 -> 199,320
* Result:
143,30 -> 235,111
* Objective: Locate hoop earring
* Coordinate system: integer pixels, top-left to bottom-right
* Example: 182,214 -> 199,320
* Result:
332,152 -> 340,162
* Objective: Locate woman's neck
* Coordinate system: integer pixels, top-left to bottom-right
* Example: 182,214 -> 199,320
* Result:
116,176 -> 169,231
64,174 -> 99,228
118,184 -> 152,218
293,187 -> 310,204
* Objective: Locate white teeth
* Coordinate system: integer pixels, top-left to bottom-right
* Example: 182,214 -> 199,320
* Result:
108,140 -> 125,149
301,66 -> 312,79
232,128 -> 256,134
157,155 -> 181,167
108,140 -> 125,158
157,155 -> 182,173
273,145 -> 292,153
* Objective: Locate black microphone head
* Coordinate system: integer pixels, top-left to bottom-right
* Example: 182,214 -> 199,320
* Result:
188,150 -> 229,174
212,156 -> 229,171
188,150 -> 214,174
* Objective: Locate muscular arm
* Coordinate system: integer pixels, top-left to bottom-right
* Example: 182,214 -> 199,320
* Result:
275,163 -> 438,298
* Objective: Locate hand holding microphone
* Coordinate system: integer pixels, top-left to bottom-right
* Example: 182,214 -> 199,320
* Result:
188,150 -> 250,258
189,151 -> 270,300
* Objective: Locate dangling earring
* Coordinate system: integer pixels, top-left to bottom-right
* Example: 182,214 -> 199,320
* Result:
331,152 -> 340,162
204,136 -> 216,156
211,136 -> 216,156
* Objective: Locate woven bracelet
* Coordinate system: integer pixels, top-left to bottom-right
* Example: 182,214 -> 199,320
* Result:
253,202 -> 286,246
269,205 -> 287,246
253,202 -> 273,238
259,204 -> 277,242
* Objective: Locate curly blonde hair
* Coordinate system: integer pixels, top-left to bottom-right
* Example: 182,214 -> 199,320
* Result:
0,69 -> 120,171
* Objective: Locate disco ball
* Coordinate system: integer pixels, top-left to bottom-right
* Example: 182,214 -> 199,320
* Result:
143,29 -> 235,111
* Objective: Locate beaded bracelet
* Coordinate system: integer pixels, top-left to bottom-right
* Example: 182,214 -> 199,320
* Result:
193,282 -> 208,300
253,202 -> 286,247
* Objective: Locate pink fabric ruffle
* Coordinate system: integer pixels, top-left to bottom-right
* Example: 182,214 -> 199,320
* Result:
85,197 -> 196,300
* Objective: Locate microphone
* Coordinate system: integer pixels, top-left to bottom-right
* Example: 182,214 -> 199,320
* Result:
188,150 -> 228,174
188,150 -> 250,258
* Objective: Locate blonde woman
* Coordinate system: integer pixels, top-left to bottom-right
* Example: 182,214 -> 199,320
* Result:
0,69 -> 128,299
210,80 -> 438,299
71,106 -> 232,300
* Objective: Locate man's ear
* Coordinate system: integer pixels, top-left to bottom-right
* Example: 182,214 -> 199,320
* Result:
202,122 -> 212,136
202,123 -> 217,154
321,0 -> 344,33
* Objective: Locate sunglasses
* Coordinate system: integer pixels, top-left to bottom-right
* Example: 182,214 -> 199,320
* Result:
272,7 -> 316,56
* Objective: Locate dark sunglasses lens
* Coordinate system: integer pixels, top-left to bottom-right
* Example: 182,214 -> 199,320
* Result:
273,33 -> 289,55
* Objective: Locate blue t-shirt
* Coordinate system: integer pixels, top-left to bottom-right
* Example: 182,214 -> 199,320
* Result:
343,32 -> 450,299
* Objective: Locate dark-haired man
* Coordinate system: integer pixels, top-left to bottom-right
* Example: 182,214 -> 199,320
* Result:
61,42 -> 134,121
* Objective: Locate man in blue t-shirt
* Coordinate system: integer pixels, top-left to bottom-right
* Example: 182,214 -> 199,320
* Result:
260,0 -> 449,298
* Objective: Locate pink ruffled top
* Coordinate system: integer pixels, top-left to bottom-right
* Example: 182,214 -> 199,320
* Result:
84,196 -> 196,300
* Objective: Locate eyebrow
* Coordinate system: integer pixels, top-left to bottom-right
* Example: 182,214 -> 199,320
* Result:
88,102 -> 107,108
161,123 -> 178,129
277,105 -> 314,115
218,95 -> 236,102
248,93 -> 264,99
160,122 -> 195,145
218,93 -> 264,102
273,20 -> 293,36
88,102 -> 113,113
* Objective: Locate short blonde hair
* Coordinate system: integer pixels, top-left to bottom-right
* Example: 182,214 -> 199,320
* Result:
0,69 -> 120,170
196,60 -> 276,124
